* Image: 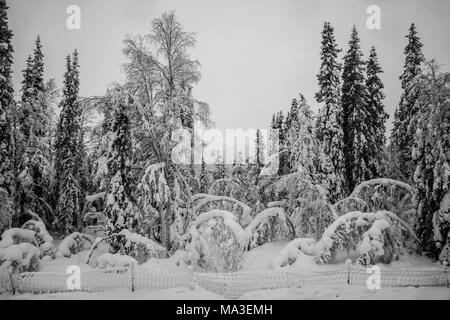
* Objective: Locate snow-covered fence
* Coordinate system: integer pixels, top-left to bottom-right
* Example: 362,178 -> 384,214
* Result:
193,271 -> 304,299
7,264 -> 449,298
349,266 -> 447,287
134,267 -> 193,290
14,267 -> 131,293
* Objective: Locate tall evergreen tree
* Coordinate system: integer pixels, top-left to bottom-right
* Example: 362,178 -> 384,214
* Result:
213,153 -> 226,180
19,55 -> 34,141
315,21 -> 346,201
365,46 -> 388,179
53,51 -> 83,234
285,94 -> 317,178
341,26 -> 370,192
270,111 -> 287,175
255,129 -> 265,171
15,37 -> 52,224
104,88 -> 138,241
199,154 -> 209,193
390,23 -> 424,183
0,0 -> 15,199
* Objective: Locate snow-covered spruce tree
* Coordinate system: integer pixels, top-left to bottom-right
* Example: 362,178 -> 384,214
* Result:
255,129 -> 265,174
16,37 -> 53,225
199,155 -> 209,193
103,88 -> 139,249
53,51 -> 84,234
0,0 -> 15,201
341,26 -> 370,192
213,153 -> 227,180
389,23 -> 424,183
315,21 -> 346,202
0,187 -> 13,234
364,46 -> 388,179
270,111 -> 287,175
285,94 -> 317,178
18,55 -> 34,142
410,60 -> 450,257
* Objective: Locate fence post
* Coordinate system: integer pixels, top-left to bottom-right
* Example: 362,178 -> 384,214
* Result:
345,259 -> 352,285
188,265 -> 195,290
444,261 -> 449,288
9,271 -> 16,295
130,263 -> 135,292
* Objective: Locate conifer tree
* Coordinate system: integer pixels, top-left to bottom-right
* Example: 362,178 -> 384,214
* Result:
365,46 -> 388,179
53,51 -> 83,234
255,129 -> 265,171
0,0 -> 15,199
390,23 -> 424,183
199,155 -> 209,193
213,153 -> 226,180
285,94 -> 317,178
270,111 -> 287,175
341,26 -> 370,192
16,37 -> 53,224
315,21 -> 346,200
104,88 -> 138,241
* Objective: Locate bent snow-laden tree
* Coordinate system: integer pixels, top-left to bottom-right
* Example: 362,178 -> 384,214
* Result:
350,178 -> 417,227
333,197 -> 369,216
262,172 -> 337,240
192,194 -> 253,227
187,210 -> 244,272
242,207 -> 294,250
209,163 -> 260,206
315,210 -> 419,266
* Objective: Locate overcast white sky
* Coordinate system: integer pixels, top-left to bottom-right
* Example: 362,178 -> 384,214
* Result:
7,0 -> 450,135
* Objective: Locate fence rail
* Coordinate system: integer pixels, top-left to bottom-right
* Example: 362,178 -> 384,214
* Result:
7,264 -> 449,299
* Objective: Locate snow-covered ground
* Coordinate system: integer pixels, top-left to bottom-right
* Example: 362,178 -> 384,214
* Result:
1,241 -> 448,300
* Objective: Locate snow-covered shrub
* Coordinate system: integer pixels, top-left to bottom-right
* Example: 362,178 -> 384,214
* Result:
333,197 -> 369,216
56,232 -> 94,258
242,207 -> 293,250
270,238 -> 317,270
0,228 -> 38,248
315,210 -> 417,266
21,220 -> 54,257
439,239 -> 449,264
433,191 -> 450,257
115,229 -> 166,264
96,252 -> 137,269
187,210 -> 244,272
0,264 -> 13,293
0,243 -> 41,273
350,178 -> 417,227
0,188 -> 13,235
